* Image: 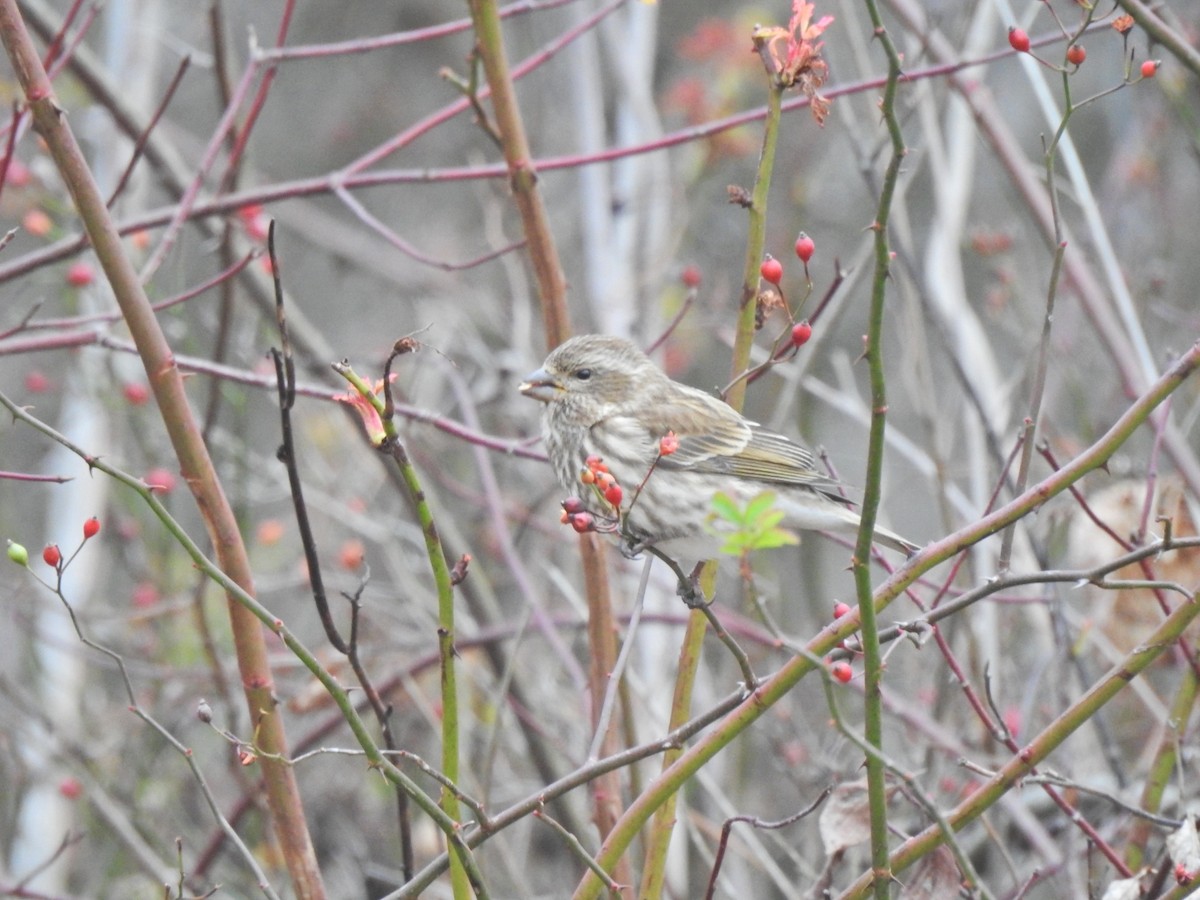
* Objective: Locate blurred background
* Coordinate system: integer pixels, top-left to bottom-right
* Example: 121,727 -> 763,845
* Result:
1,0 -> 1198,897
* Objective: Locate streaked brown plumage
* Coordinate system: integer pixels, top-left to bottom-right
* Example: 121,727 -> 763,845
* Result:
519,334 -> 918,563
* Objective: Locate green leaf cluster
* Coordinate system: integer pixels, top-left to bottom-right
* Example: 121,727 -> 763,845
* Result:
708,490 -> 799,557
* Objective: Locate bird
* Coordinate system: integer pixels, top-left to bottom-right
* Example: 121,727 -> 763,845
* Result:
519,334 -> 919,567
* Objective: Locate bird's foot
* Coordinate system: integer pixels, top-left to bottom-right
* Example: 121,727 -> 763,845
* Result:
677,562 -> 710,608
619,536 -> 648,560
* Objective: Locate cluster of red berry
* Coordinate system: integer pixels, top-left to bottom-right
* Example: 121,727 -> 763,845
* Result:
1007,25 -> 1158,78
828,600 -> 855,683
7,516 -> 101,570
560,456 -> 625,535
759,232 -> 816,348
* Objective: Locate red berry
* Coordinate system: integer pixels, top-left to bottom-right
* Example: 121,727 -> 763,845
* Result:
659,431 -> 679,456
604,483 -> 623,507
681,265 -> 702,288
833,601 -> 851,619
24,370 -> 50,393
144,468 -> 177,493
83,517 -> 100,539
794,232 -> 815,263
58,777 -> 82,799
570,512 -> 594,533
791,320 -> 813,347
238,204 -> 270,242
5,158 -> 31,187
1007,27 -> 1030,53
1066,44 -> 1086,66
42,543 -> 61,568
831,662 -> 853,683
66,261 -> 95,287
338,539 -> 365,570
131,581 -> 159,608
759,255 -> 783,285
123,382 -> 151,405
1141,60 -> 1158,79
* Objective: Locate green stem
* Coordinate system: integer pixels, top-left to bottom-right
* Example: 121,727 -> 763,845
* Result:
639,53 -> 783,894
1126,661 -> 1198,869
637,608 -> 708,897
391,441 -> 469,898
333,360 -> 471,898
855,2 -> 907,894
727,77 -> 784,411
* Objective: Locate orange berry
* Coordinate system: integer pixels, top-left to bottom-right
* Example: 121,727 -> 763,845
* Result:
256,519 -> 285,546
1066,44 -> 1086,66
338,539 -> 365,570
22,208 -> 52,237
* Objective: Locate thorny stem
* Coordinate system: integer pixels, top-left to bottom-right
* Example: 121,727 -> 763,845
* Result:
726,48 -> 784,413
855,1 -> 907,894
338,347 -> 472,897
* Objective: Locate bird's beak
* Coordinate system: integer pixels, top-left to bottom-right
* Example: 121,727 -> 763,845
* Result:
518,367 -> 562,403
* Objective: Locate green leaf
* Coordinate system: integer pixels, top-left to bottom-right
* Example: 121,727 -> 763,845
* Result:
744,491 -> 779,522
709,491 -> 742,524
752,528 -> 799,550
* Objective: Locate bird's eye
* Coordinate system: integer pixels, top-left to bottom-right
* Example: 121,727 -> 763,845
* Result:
575,368 -> 592,381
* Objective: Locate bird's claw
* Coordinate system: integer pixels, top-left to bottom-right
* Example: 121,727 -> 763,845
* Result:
619,537 -> 648,560
677,562 -> 710,608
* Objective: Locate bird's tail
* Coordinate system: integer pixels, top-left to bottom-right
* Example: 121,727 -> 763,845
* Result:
871,524 -> 920,557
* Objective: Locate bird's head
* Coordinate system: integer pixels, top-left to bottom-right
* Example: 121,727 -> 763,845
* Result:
519,334 -> 659,425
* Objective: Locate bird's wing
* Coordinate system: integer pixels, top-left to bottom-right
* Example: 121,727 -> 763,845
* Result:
651,388 -> 848,498
646,387 -> 755,465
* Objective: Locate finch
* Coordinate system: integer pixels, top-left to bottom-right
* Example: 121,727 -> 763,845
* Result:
519,334 -> 919,564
